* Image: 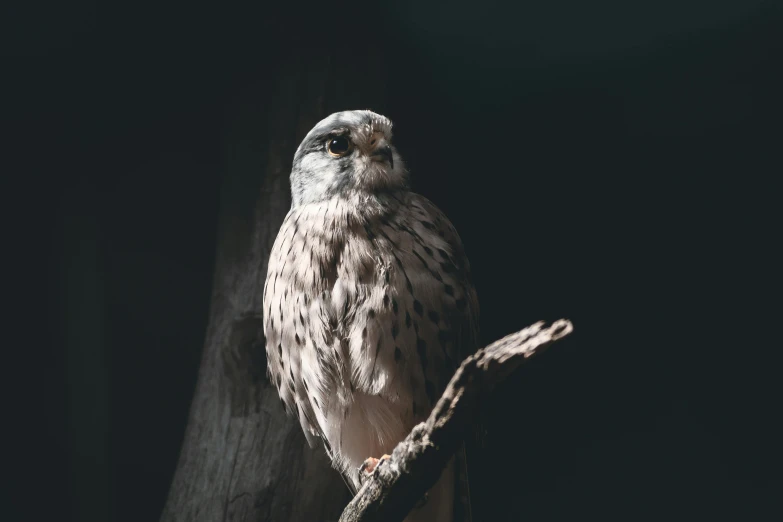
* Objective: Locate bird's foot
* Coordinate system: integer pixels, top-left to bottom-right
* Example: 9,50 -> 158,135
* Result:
361,454 -> 391,475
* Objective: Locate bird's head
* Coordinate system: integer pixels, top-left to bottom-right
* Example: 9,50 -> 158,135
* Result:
290,110 -> 407,206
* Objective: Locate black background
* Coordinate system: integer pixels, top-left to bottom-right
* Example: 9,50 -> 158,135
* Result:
5,1 -> 782,520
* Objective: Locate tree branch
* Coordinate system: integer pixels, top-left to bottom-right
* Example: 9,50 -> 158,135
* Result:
339,319 -> 574,522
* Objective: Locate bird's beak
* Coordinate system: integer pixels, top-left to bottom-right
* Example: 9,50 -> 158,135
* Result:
371,145 -> 394,169
368,131 -> 394,168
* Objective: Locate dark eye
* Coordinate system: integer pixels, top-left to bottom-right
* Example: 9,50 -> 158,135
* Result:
327,135 -> 352,157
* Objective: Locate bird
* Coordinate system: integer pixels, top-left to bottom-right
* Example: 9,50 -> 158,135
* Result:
262,110 -> 479,522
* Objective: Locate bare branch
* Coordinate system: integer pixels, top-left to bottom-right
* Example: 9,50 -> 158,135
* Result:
339,319 -> 574,522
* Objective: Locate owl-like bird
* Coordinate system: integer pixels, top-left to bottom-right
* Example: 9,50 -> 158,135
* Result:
263,110 -> 479,522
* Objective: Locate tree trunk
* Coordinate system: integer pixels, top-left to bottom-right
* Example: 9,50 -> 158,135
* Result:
161,51 -> 388,522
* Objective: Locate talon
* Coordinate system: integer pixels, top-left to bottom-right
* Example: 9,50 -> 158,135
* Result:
361,454 -> 391,474
361,457 -> 378,474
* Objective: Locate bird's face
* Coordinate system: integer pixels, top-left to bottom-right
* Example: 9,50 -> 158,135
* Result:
290,110 -> 407,206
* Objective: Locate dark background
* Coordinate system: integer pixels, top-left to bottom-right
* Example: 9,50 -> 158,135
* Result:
5,0 -> 781,520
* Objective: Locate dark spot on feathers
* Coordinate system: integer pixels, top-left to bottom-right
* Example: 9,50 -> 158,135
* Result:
395,347 -> 402,361
276,374 -> 282,387
417,338 -> 428,369
413,300 -> 423,316
368,309 -> 376,319
428,310 -> 440,324
440,261 -> 456,273
392,321 -> 399,339
278,344 -> 282,357
437,248 -> 449,259
295,334 -> 301,345
383,294 -> 390,308
405,311 -> 412,328
362,327 -> 367,339
421,221 -> 435,230
424,246 -> 433,256
444,284 -> 454,296
392,299 -> 398,314
313,396 -> 319,408
414,250 -> 429,269
376,338 -> 383,352
299,311 -> 305,325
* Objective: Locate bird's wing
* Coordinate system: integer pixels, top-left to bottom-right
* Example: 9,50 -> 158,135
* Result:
263,207 -> 325,448
406,194 -> 480,359
263,206 -> 363,496
407,193 -> 480,522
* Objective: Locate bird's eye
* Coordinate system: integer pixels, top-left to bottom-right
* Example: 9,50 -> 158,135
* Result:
327,135 -> 352,157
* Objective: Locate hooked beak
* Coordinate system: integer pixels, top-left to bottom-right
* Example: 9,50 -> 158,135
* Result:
371,145 -> 394,169
368,131 -> 394,168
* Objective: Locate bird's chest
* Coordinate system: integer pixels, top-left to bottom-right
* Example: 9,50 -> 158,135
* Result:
283,206 -> 402,322
312,224 -> 398,337
272,199 -> 452,397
